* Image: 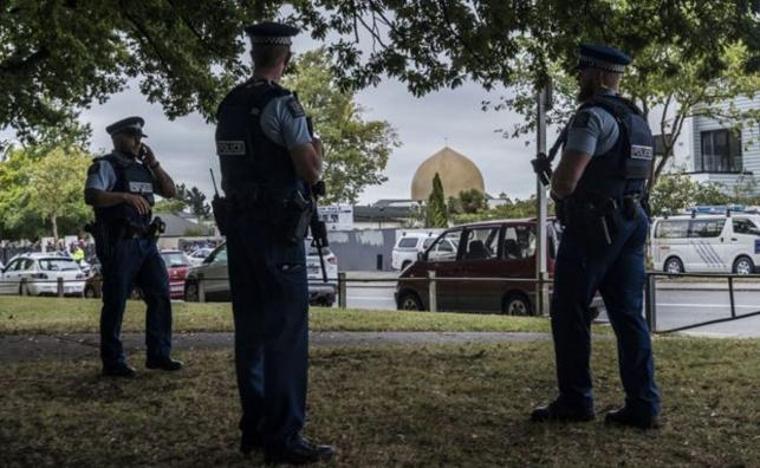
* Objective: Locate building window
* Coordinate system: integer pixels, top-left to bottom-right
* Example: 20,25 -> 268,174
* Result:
698,129 -> 742,173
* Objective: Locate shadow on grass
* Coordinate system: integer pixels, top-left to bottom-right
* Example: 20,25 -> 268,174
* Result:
1,338 -> 759,466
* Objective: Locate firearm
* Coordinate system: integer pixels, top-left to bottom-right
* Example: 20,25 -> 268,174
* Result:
306,116 -> 329,283
531,126 -> 568,187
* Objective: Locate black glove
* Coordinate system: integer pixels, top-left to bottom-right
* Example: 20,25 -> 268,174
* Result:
531,154 -> 552,186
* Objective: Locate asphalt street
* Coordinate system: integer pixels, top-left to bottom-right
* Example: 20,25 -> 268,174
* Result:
341,275 -> 760,338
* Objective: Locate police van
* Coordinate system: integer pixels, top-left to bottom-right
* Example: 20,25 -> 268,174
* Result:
650,208 -> 760,275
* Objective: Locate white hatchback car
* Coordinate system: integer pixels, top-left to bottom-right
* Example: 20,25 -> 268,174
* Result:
0,253 -> 86,296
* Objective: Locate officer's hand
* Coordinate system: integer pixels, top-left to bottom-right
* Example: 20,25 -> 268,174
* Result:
139,144 -> 157,166
122,193 -> 151,215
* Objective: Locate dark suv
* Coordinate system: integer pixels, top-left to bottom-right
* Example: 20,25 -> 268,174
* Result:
395,218 -> 604,316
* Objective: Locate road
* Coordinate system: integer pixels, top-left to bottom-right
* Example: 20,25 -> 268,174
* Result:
341,273 -> 760,337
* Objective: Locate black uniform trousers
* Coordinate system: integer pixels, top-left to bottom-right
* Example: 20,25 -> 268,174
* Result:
226,210 -> 309,449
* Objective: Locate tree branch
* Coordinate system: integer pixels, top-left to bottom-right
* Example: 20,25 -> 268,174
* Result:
122,11 -> 172,74
0,48 -> 50,76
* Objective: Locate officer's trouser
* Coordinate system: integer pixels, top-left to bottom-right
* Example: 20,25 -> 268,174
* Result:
226,212 -> 309,447
98,238 -> 173,367
551,206 -> 660,415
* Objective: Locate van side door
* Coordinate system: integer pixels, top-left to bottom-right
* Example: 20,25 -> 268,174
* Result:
688,218 -> 728,271
455,225 -> 503,313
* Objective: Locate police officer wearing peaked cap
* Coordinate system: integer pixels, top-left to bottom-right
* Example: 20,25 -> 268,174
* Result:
214,22 -> 335,464
85,116 -> 182,378
531,44 -> 661,429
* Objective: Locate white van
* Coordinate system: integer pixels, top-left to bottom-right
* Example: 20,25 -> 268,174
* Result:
650,214 -> 760,274
391,230 -> 445,270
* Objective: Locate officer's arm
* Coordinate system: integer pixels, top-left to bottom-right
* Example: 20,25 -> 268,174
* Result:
551,151 -> 592,198
551,109 -> 600,199
85,189 -> 152,215
289,143 -> 321,186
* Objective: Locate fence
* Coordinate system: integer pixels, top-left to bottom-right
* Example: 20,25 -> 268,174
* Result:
645,271 -> 760,334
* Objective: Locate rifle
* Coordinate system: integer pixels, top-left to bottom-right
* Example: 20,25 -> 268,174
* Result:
531,126 -> 567,187
306,116 -> 329,283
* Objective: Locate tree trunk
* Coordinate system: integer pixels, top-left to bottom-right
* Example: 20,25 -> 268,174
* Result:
51,215 -> 59,242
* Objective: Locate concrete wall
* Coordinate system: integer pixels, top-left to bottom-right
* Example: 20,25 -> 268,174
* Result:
327,228 -> 397,271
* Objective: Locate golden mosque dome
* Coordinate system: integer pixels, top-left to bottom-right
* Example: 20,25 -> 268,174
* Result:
411,146 -> 485,201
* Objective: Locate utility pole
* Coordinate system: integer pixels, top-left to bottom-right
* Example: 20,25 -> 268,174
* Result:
535,84 -> 551,316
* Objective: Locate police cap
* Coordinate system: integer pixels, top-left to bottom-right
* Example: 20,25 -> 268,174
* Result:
106,116 -> 148,138
577,43 -> 631,73
244,22 -> 299,46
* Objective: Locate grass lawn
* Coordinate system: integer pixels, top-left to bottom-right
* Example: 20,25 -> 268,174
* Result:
1,338 -> 759,466
0,296 -> 554,334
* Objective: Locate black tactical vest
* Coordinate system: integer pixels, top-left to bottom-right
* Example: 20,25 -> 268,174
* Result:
572,94 -> 654,202
94,153 -> 155,229
215,78 -> 303,200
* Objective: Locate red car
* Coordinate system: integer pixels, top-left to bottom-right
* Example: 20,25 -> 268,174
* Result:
84,250 -> 191,300
395,218 -> 605,316
160,250 -> 192,299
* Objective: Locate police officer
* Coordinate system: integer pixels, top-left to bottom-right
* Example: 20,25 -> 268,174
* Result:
214,22 -> 335,464
531,44 -> 661,428
84,117 -> 182,378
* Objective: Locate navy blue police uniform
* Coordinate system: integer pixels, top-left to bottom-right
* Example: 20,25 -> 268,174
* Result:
214,22 -> 335,464
532,45 -> 661,428
85,117 -> 181,377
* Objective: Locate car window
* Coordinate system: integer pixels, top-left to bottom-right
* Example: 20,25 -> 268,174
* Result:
397,237 -> 418,248
161,252 -> 190,267
422,238 -> 435,250
211,246 -> 227,264
654,220 -> 690,238
688,219 -> 724,238
38,258 -> 80,271
733,218 -> 760,236
462,227 -> 499,261
428,230 -> 462,262
4,259 -> 20,271
504,225 -> 536,260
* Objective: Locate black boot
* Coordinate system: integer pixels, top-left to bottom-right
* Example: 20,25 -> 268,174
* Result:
605,406 -> 659,429
265,436 -> 335,465
102,363 -> 137,378
531,400 -> 595,422
145,357 -> 183,371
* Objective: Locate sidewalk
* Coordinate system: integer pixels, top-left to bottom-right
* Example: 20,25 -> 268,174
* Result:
0,331 -> 553,363
656,281 -> 760,291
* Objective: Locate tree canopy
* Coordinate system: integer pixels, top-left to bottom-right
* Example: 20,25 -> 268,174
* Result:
4,1 -> 757,143
282,48 -> 398,204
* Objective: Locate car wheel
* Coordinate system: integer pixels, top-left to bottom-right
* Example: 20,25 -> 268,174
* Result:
502,293 -> 533,316
184,281 -> 199,302
397,291 -> 424,311
732,256 -> 755,275
84,286 -> 97,299
664,257 -> 684,275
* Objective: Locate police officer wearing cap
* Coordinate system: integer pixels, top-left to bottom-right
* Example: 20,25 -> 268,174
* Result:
531,44 -> 661,429
214,22 -> 335,464
85,117 -> 182,378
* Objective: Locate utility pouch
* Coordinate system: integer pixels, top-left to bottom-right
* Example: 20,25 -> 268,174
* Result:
212,195 -> 230,236
280,191 -> 313,245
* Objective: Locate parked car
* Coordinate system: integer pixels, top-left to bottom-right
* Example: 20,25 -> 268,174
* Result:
0,253 -> 86,296
83,250 -> 191,300
184,241 -> 339,306
395,218 -> 605,316
391,230 -> 445,270
187,247 -> 214,267
651,213 -> 760,274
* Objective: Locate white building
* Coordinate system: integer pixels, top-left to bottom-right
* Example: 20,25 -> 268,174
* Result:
667,95 -> 760,194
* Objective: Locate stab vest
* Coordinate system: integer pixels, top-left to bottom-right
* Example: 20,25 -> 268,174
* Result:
215,78 -> 303,200
94,153 -> 155,229
571,94 -> 654,202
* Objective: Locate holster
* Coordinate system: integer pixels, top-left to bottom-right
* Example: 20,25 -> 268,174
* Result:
564,197 -> 622,252
280,191 -> 313,245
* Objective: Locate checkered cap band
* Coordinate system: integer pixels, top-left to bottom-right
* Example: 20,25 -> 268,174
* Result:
250,36 -> 292,46
579,56 -> 626,73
